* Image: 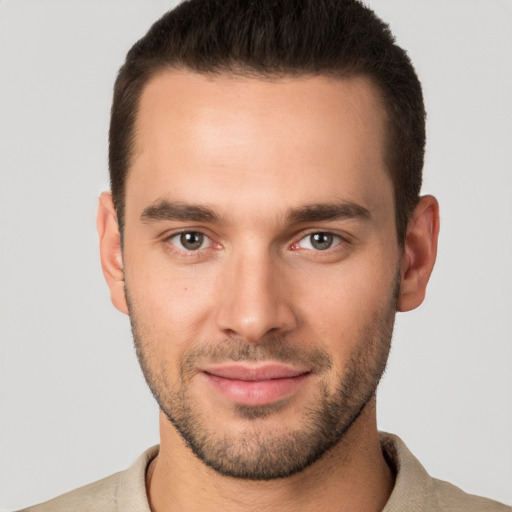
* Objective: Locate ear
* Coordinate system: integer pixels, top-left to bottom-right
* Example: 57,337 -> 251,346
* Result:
97,192 -> 128,315
397,195 -> 440,312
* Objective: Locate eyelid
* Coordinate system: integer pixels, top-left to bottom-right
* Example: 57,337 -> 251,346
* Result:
163,229 -> 218,253
290,230 -> 348,251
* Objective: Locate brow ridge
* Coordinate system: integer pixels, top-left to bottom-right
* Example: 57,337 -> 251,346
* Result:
286,201 -> 371,224
140,200 -> 220,223
140,199 -> 370,226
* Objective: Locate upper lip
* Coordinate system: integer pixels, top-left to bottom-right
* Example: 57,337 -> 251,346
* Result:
202,363 -> 310,381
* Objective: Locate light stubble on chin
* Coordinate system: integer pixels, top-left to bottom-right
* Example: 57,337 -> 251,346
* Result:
126,271 -> 398,480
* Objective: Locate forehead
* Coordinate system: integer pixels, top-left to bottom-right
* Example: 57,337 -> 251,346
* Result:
127,69 -> 392,221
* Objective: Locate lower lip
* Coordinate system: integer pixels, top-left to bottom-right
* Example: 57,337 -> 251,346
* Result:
203,372 -> 309,406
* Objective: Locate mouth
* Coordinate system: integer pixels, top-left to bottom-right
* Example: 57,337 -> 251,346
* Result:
201,363 -> 311,406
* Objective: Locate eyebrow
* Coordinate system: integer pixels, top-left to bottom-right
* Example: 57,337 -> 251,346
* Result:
140,199 -> 370,225
140,200 -> 221,223
286,201 -> 371,224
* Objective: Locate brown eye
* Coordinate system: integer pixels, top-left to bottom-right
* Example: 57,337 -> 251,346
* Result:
309,233 -> 334,250
169,232 -> 210,251
296,232 -> 342,251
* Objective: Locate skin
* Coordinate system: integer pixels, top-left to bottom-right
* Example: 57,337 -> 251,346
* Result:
97,70 -> 439,511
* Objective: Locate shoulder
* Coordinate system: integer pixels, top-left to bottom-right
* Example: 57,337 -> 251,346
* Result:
380,432 -> 511,512
18,472 -> 121,512
17,446 -> 158,512
432,478 -> 511,512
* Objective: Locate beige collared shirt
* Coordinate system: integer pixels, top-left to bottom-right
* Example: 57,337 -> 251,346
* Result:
21,433 -> 511,511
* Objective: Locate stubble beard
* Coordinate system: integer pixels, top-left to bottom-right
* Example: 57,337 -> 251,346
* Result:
127,276 -> 398,481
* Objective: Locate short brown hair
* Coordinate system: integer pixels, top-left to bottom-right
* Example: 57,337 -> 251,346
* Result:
109,0 -> 425,243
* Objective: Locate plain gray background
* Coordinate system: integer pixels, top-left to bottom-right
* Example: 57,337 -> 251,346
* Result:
1,1 -> 511,509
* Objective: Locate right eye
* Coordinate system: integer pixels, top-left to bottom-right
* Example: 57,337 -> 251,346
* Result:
167,231 -> 211,251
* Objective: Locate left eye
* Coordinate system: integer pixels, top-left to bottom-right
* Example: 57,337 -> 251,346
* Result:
168,232 -> 211,251
296,232 -> 342,251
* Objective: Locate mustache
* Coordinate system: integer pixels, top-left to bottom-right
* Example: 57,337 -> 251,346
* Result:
180,336 -> 333,375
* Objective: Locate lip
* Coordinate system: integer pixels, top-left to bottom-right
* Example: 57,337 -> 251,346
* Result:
201,363 -> 310,406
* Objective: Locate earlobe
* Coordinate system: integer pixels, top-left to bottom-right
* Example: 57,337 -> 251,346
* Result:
97,192 -> 129,315
397,195 -> 440,312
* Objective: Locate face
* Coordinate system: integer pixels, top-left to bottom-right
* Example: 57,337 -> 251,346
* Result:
120,70 -> 402,479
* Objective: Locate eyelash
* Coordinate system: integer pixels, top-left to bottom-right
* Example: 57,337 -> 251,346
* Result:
164,230 -> 347,256
291,232 -> 345,252
165,231 -> 216,254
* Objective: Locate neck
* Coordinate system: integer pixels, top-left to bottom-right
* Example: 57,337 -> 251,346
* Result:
147,398 -> 394,512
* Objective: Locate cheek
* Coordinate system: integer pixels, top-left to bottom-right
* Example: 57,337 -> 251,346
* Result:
126,269 -> 215,389
293,254 -> 397,348
124,252 -> 220,350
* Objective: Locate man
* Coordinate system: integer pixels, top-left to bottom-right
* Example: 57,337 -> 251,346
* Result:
20,0 -> 510,510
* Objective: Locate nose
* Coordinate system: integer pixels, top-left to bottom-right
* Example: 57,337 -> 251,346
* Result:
214,248 -> 299,342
